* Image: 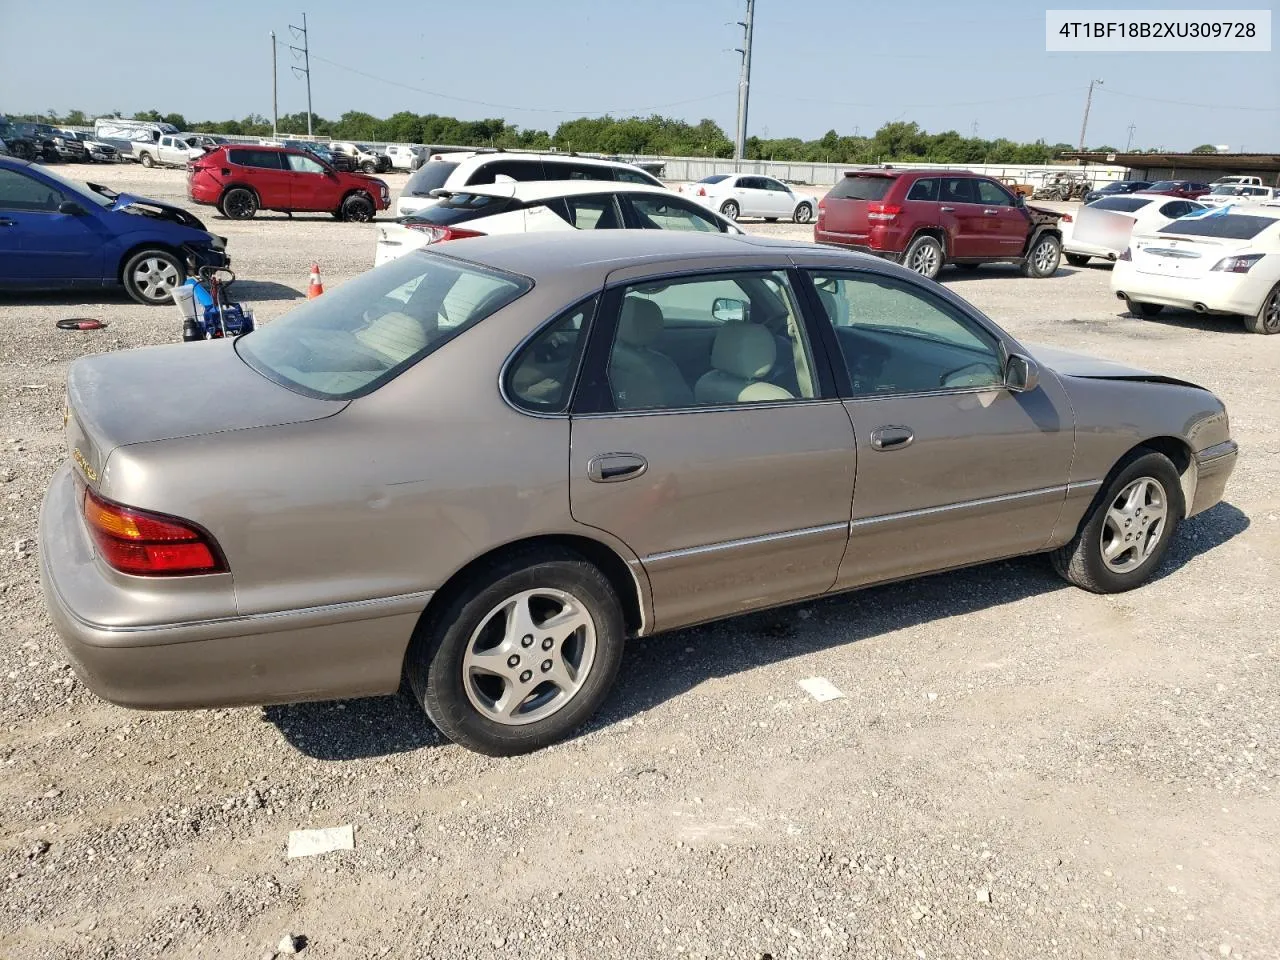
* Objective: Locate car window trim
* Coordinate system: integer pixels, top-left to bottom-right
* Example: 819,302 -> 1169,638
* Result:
618,193 -> 731,234
794,266 -> 1013,401
570,265 -> 840,417
500,293 -> 602,418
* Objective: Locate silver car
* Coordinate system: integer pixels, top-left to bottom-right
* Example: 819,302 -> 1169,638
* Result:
41,232 -> 1238,755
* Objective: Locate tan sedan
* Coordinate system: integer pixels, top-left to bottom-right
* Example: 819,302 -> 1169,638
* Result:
40,232 -> 1238,755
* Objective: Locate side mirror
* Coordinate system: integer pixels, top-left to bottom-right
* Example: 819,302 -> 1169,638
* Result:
1013,193 -> 1026,207
58,200 -> 86,216
1005,353 -> 1039,393
712,297 -> 748,323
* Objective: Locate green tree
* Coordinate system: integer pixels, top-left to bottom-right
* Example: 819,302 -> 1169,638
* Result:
1190,143 -> 1218,154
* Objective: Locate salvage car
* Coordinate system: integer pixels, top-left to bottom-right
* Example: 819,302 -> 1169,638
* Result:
374,181 -> 740,266
0,157 -> 227,305
330,141 -> 392,174
0,116 -> 39,161
1063,193 -> 1205,266
815,169 -> 1064,280
40,231 -> 1237,755
679,174 -> 818,223
1111,206 -> 1280,333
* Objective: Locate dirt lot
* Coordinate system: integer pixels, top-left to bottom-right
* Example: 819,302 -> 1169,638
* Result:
1,165 -> 1277,960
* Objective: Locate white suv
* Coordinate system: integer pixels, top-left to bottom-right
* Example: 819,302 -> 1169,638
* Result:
396,152 -> 664,218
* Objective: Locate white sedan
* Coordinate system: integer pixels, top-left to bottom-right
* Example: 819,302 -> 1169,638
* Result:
1111,206 -> 1280,334
677,174 -> 818,223
1063,193 -> 1205,266
374,181 -> 741,266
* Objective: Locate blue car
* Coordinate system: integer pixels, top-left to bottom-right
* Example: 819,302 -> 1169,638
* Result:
0,157 -> 228,306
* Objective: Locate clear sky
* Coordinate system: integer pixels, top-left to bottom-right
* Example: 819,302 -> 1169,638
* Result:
2,0 -> 1276,150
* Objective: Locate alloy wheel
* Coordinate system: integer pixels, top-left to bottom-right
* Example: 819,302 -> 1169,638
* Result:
1263,290 -> 1280,333
1100,477 -> 1167,574
1033,239 -> 1059,274
909,243 -> 940,275
461,588 -> 597,726
132,257 -> 181,303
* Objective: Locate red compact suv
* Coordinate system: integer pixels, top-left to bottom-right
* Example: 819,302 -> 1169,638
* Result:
815,170 -> 1064,280
187,145 -> 390,222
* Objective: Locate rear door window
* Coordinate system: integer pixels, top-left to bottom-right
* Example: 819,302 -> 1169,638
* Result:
1158,215 -> 1276,240
466,159 -> 544,185
229,149 -> 284,169
615,167 -> 663,186
828,176 -> 893,201
905,178 -> 939,201
563,194 -> 623,229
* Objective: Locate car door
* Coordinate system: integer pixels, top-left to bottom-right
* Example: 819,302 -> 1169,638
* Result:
974,178 -> 1030,257
939,177 -> 984,257
230,149 -> 291,209
283,151 -> 334,211
737,177 -> 773,218
0,166 -> 104,283
800,266 -> 1076,588
568,265 -> 856,632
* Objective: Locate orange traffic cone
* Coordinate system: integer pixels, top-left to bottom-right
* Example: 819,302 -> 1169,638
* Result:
307,264 -> 324,299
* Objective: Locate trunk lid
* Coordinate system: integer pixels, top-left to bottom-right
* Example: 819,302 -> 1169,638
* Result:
65,341 -> 346,487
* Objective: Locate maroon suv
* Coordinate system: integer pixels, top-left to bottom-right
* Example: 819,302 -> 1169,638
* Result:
814,170 -> 1064,280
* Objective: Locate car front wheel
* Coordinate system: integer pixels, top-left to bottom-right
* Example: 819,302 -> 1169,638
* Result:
793,203 -> 814,224
1021,234 -> 1062,278
341,192 -> 375,222
122,249 -> 185,306
1050,449 -> 1183,593
406,549 -> 626,756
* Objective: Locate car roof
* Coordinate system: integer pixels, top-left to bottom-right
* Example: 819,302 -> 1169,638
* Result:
442,181 -> 680,202
455,152 -> 647,173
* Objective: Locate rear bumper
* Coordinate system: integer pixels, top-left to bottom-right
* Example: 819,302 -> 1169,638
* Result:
39,462 -> 427,710
1190,440 -> 1238,517
1111,263 -> 1270,316
813,238 -> 902,263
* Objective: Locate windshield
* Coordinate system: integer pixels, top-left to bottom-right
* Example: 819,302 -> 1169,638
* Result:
697,175 -> 729,184
237,252 -> 531,400
405,193 -> 515,225
34,165 -> 115,208
404,161 -> 460,197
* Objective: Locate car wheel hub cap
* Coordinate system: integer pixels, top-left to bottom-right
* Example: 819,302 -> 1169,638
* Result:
1034,241 -> 1057,271
911,245 -> 939,274
134,258 -> 179,300
1265,292 -> 1280,332
462,588 -> 597,726
1101,477 -> 1167,574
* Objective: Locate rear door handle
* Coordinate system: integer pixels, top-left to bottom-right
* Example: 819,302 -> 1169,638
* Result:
587,453 -> 648,483
940,206 -> 955,212
870,426 -> 914,451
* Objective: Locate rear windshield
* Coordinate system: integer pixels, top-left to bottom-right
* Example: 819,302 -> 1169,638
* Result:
404,161 -> 460,197
1147,181 -> 1180,191
1157,214 -> 1277,240
828,175 -> 893,201
1092,196 -> 1152,212
697,175 -> 729,184
404,193 -> 516,225
237,253 -> 531,400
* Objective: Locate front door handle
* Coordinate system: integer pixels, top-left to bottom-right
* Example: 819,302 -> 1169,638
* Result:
870,426 -> 914,451
983,208 -> 1000,215
587,453 -> 648,483
940,206 -> 956,212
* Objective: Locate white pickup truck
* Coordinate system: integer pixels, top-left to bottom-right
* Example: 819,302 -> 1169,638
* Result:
1212,175 -> 1264,188
132,135 -> 204,168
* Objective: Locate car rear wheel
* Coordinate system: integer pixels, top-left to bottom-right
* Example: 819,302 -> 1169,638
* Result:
903,235 -> 944,280
406,549 -> 625,756
1244,283 -> 1280,334
341,192 -> 375,222
122,249 -> 185,306
1021,234 -> 1062,278
221,187 -> 258,220
139,152 -> 154,168
1050,449 -> 1183,593
793,203 -> 814,224
1065,253 -> 1091,267
720,200 -> 739,221
361,160 -> 376,174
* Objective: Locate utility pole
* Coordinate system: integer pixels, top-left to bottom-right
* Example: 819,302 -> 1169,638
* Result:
733,0 -> 755,167
270,31 -> 279,140
1078,78 -> 1103,152
1125,122 -> 1136,152
289,12 -> 313,137
971,120 -> 979,138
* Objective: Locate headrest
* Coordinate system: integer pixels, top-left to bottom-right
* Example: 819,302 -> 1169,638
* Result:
710,323 -> 776,380
617,297 -> 664,347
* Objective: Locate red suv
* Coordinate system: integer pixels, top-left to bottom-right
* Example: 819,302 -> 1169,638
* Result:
187,145 -> 390,222
815,170 -> 1064,280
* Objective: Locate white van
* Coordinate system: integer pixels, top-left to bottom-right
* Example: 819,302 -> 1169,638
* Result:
395,152 -> 664,218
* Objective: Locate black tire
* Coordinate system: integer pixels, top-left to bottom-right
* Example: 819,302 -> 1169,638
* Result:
765,217 -> 778,222
1065,253 -> 1091,267
121,248 -> 186,306
793,203 -> 814,224
1021,233 -> 1062,278
340,192 -> 375,222
139,152 -> 154,168
1132,301 -> 1164,318
902,234 -> 944,280
1050,449 -> 1184,594
406,548 -> 626,756
360,160 -> 376,174
221,187 -> 258,220
1243,283 -> 1280,335
720,200 -> 739,221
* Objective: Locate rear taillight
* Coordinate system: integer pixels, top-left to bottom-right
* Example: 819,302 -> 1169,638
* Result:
1061,213 -> 1073,223
867,203 -> 903,222
1211,253 -> 1264,274
82,487 -> 225,577
697,187 -> 707,197
403,224 -> 484,244
1118,247 -> 1132,261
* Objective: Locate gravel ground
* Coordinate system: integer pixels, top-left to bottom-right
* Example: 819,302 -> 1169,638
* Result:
1,165 -> 1277,960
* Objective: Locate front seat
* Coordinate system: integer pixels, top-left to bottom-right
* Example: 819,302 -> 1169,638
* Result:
609,297 -> 694,409
695,323 -> 794,405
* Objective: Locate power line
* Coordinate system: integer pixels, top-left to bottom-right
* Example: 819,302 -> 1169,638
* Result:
786,89 -> 1080,110
1097,86 -> 1280,112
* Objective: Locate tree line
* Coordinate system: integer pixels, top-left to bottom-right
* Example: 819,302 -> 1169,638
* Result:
19,109 -> 1212,162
